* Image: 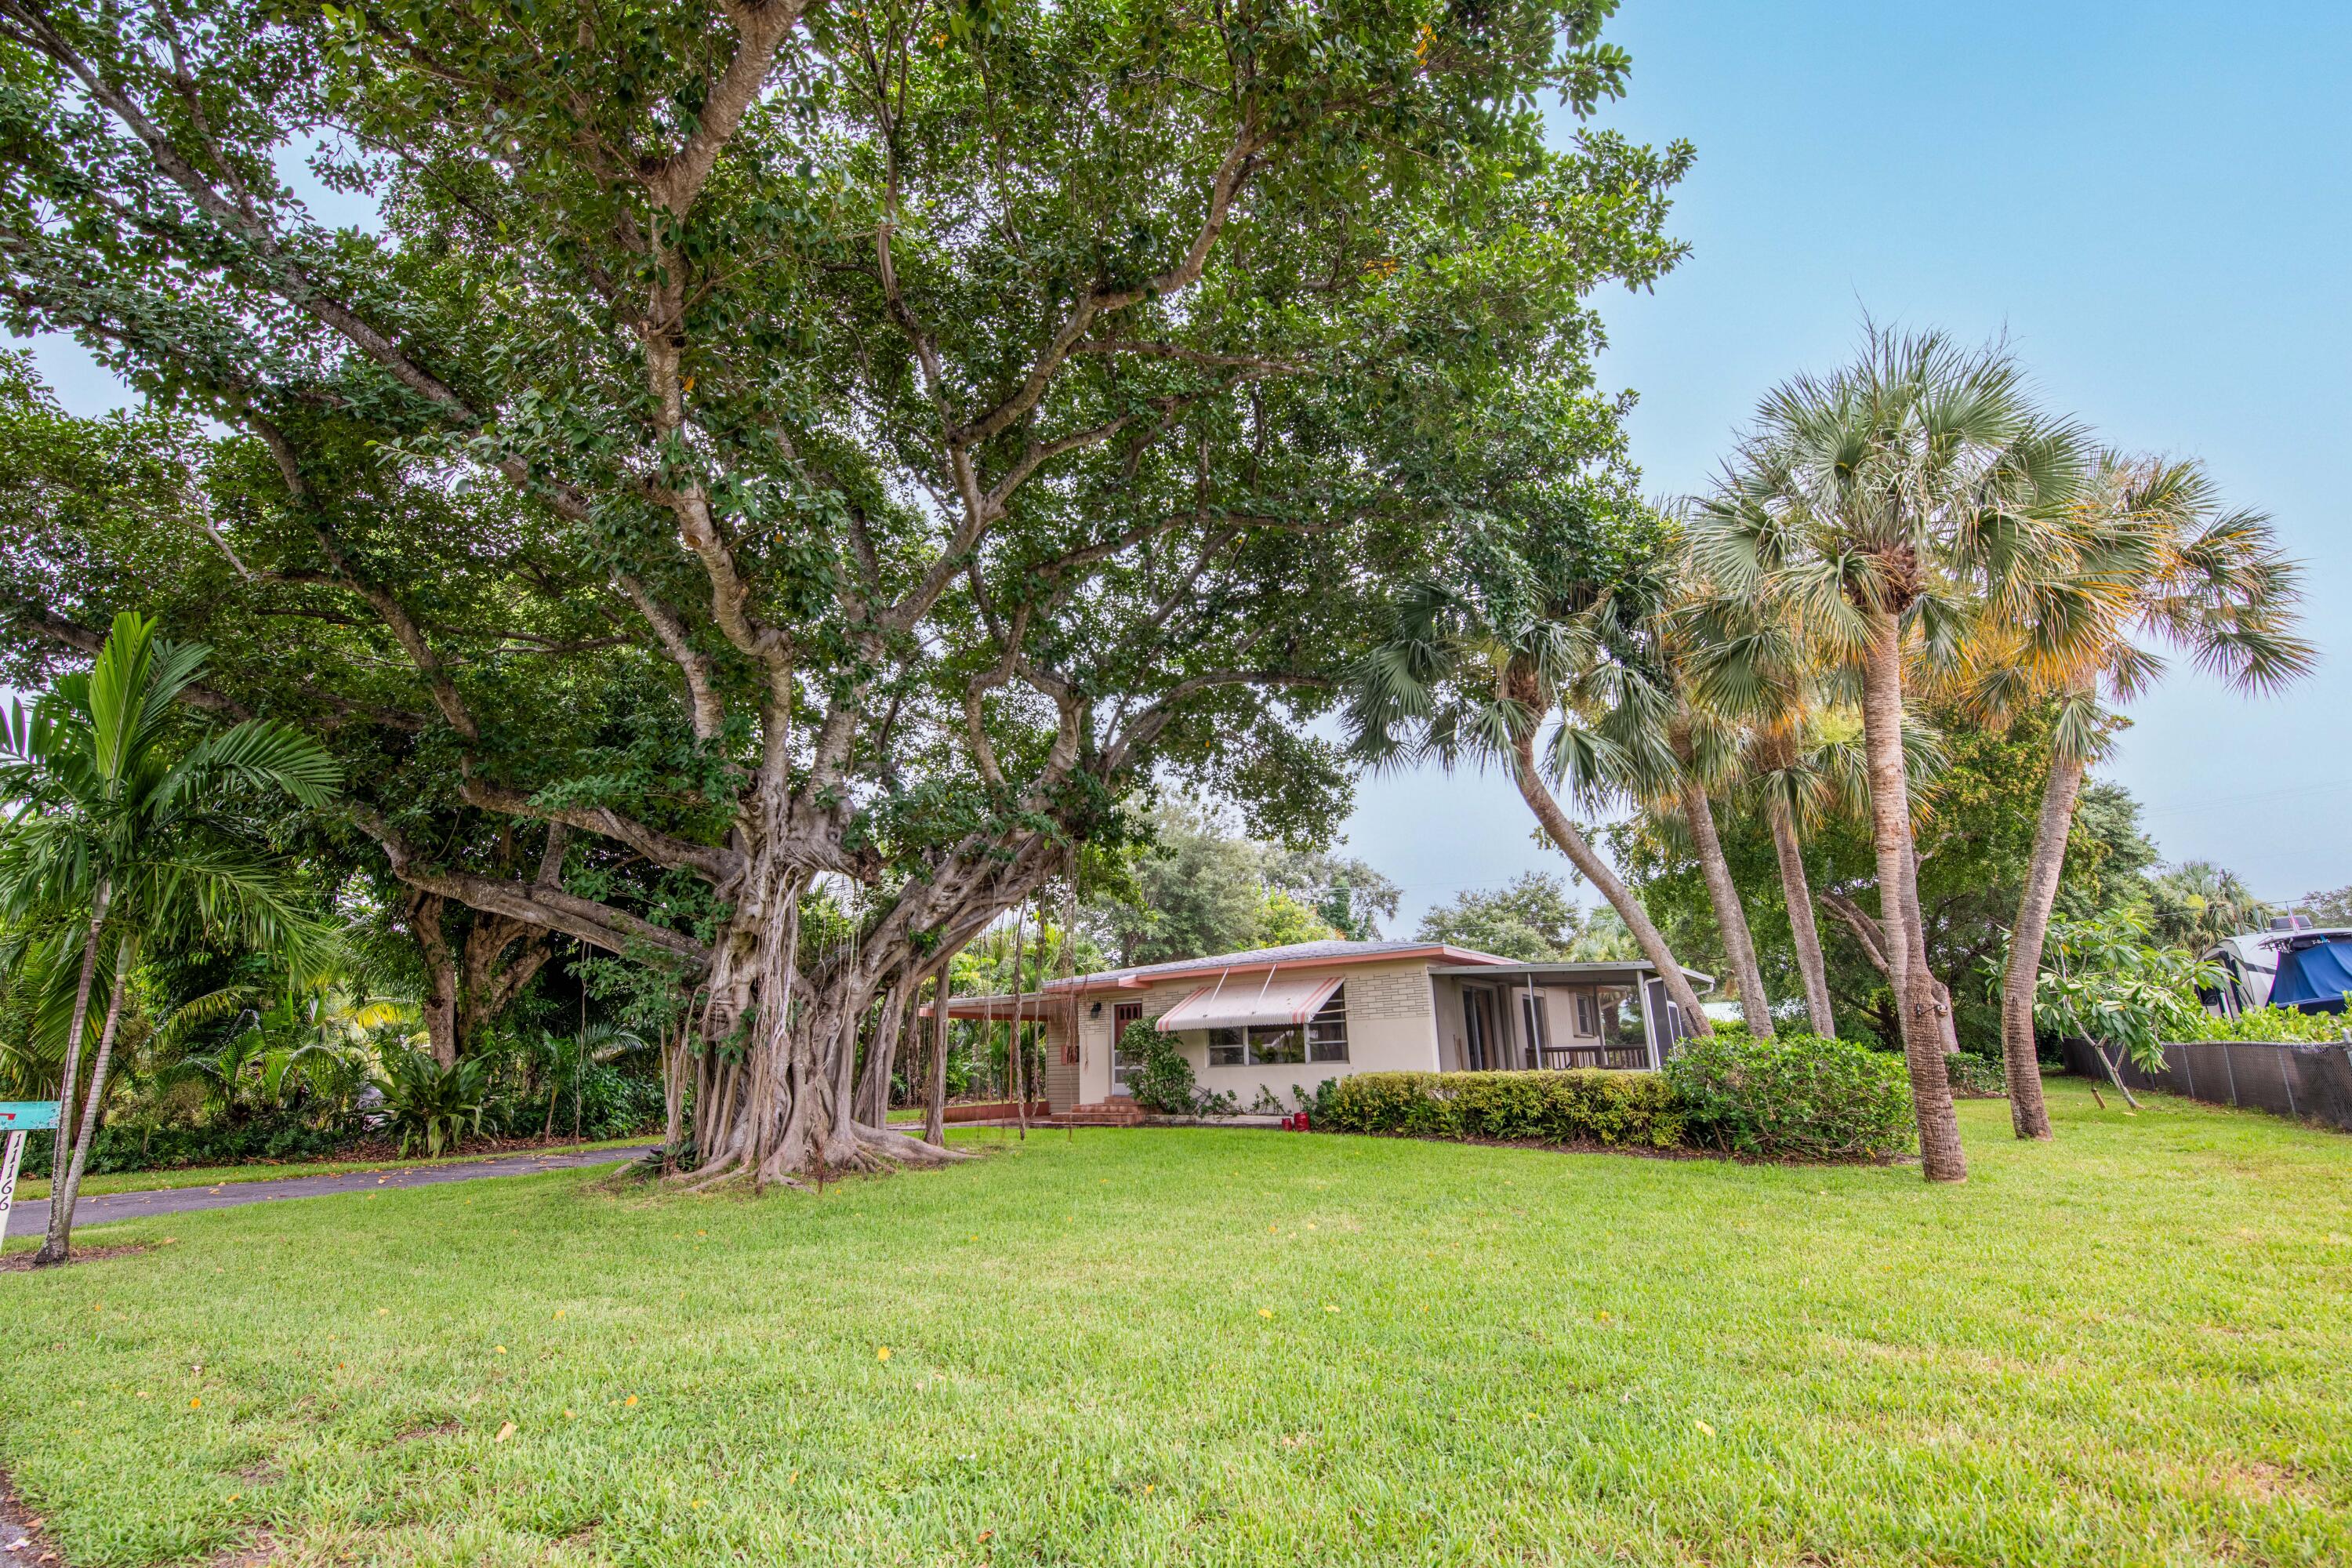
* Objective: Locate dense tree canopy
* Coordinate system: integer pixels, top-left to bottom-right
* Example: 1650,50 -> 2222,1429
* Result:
0,0 -> 1688,1180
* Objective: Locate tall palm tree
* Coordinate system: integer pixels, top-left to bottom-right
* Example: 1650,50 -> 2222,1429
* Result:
0,612 -> 339,1264
1349,564 -> 1715,1037
1976,454 -> 2310,1139
1693,328 -> 2091,1182
1635,699 -> 1777,1035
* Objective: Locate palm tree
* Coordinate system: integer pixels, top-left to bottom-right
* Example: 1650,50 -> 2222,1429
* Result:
1635,698 -> 1777,1035
1349,561 -> 1715,1037
0,612 -> 339,1264
1977,455 -> 2310,1138
1693,328 -> 2092,1182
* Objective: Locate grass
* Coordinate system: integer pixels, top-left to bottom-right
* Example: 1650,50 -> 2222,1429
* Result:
8,1138 -> 655,1203
1,1080 -> 2346,1567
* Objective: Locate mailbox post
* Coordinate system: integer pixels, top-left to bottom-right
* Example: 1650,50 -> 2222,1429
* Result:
0,1100 -> 62,1245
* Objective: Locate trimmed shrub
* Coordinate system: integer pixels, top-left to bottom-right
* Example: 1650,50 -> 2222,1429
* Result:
1665,1030 -> 1915,1162
1324,1070 -> 1685,1149
1943,1051 -> 2006,1098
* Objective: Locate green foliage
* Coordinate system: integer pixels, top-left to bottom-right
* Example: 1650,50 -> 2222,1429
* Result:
16,1108 -> 358,1181
371,1047 -> 490,1158
1120,1020 -> 1210,1116
1323,1069 -> 1685,1149
1664,1033 -> 1916,1162
2143,861 -> 2275,950
1943,1051 -> 2007,1098
1087,797 -> 1398,965
2029,914 -> 2220,1070
2181,1005 -> 2350,1044
1254,889 -> 1339,949
1415,872 -> 1591,961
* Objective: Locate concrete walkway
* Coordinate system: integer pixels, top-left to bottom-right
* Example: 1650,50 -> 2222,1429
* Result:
5,1144 -> 659,1238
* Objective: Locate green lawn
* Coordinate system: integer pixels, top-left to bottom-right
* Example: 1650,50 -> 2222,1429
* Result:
2,1082 -> 2346,1567
8,1137 -> 655,1203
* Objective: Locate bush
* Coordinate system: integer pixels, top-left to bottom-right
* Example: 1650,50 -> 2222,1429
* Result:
1323,1070 -> 1685,1148
372,1047 -> 490,1156
2183,1004 -> 2350,1044
1664,1031 -> 1915,1162
1944,1051 -> 2006,1098
16,1109 -> 360,1180
1121,1021 -> 1216,1115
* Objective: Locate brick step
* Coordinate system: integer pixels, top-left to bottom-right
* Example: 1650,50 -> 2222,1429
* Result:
1054,1101 -> 1149,1127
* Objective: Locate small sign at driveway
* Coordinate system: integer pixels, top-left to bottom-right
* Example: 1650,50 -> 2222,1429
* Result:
1,1101 -> 60,1244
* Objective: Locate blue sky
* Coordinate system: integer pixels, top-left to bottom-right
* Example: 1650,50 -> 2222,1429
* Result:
1344,0 -> 2352,931
13,2 -> 2348,933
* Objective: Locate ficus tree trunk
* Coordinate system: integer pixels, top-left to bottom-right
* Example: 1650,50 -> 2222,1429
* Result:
1998,750 -> 2085,1141
1766,796 -> 1836,1037
924,950 -> 954,1147
1680,779 -> 1774,1036
37,929 -> 138,1266
1857,609 -> 1968,1182
1509,728 -> 1712,1040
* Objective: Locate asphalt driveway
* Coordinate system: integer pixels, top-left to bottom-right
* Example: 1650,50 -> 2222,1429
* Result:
4,1144 -> 659,1240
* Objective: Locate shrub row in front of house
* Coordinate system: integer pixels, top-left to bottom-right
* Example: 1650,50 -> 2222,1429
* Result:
1323,1030 -> 1918,1163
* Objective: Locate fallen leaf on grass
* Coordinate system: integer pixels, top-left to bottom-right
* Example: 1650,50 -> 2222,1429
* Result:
495,1421 -> 517,1443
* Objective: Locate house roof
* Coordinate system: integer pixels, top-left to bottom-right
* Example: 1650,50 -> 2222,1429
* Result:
1428,959 -> 1716,985
923,938 -> 1519,1018
1051,938 -> 1519,992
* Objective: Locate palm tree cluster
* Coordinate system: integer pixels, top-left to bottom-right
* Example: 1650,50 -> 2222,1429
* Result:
1355,326 -> 2310,1182
0,612 -> 340,1262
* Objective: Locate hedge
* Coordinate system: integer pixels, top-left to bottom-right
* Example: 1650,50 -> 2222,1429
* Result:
1324,1069 -> 1685,1149
1664,1030 -> 1915,1161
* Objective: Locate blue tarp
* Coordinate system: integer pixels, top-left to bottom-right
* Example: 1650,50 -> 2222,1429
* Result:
2267,938 -> 2352,1010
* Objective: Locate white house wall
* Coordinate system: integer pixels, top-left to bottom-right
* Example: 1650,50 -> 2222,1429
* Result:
1051,958 -> 1446,1112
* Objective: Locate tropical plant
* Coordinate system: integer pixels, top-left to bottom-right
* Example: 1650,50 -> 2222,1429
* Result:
2144,859 -> 2280,953
2027,915 -> 2220,1102
1348,514 -> 1714,1033
1692,327 -> 2095,1182
0,612 -> 338,1263
0,0 -> 1689,1189
371,1046 -> 492,1158
1984,455 -> 2310,1141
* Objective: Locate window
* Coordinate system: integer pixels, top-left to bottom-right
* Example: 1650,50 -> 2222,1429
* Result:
1247,1024 -> 1305,1065
1307,985 -> 1348,1063
1573,990 -> 1600,1037
1207,1027 -> 1246,1066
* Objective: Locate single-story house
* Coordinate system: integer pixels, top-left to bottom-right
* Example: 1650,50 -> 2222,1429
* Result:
936,938 -> 1711,1119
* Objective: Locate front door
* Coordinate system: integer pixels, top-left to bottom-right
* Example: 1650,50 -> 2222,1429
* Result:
1463,987 -> 1498,1070
1109,1004 -> 1145,1096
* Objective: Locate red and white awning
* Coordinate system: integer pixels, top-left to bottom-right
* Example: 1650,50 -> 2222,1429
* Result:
1153,971 -> 1342,1033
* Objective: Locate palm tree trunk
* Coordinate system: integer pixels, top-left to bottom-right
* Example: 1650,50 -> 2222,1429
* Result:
924,950 -> 955,1147
44,884 -> 111,1191
1766,797 -> 1836,1037
1511,729 -> 1711,1038
1680,780 -> 1774,1036
1858,611 -> 1968,1182
1999,750 -> 2085,1141
38,931 -> 136,1265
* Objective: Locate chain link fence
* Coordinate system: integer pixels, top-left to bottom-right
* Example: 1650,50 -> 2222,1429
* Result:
2058,1036 -> 2352,1130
